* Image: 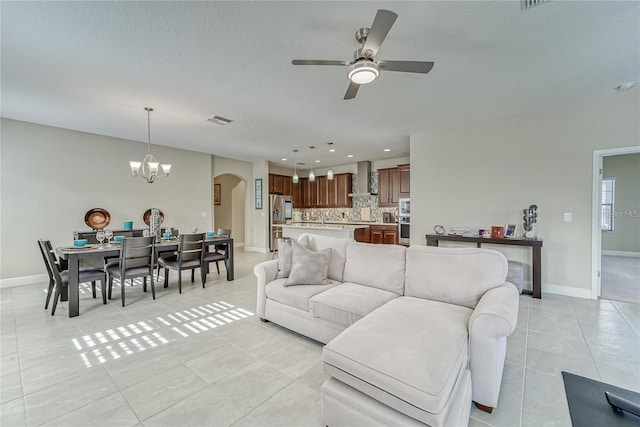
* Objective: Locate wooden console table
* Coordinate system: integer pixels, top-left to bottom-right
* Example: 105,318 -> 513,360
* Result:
425,234 -> 543,299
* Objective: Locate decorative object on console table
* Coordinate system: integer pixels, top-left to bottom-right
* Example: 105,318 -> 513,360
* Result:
491,226 -> 505,239
214,183 -> 221,205
255,178 -> 263,209
523,204 -> 538,238
504,224 -> 517,238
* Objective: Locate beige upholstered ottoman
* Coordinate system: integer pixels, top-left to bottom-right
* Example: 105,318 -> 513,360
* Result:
321,297 -> 473,426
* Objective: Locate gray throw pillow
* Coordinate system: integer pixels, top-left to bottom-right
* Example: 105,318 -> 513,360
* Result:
284,239 -> 331,286
275,235 -> 310,279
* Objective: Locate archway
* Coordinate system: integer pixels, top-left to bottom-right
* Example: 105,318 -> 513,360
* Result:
213,173 -> 246,248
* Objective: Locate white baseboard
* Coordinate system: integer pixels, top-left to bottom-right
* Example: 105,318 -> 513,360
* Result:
543,283 -> 593,299
0,273 -> 47,289
602,250 -> 640,258
244,247 -> 269,253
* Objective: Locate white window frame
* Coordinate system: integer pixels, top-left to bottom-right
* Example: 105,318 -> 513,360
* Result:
601,177 -> 615,232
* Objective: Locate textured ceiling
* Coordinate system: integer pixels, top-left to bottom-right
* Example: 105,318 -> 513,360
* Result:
1,1 -> 638,169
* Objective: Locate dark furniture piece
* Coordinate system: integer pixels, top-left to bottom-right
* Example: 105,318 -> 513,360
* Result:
105,237 -> 155,306
158,233 -> 206,293
74,228 -> 145,244
425,234 -> 543,299
38,240 -> 106,315
562,371 -> 640,426
56,237 -> 235,317
203,228 -> 231,275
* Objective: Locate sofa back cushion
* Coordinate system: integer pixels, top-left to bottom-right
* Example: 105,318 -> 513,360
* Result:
298,233 -> 355,283
405,246 -> 508,308
343,242 -> 407,295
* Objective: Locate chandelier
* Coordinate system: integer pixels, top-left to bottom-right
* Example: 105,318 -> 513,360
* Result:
129,107 -> 171,183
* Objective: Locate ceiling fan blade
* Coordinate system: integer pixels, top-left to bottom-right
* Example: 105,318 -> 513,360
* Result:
344,82 -> 360,100
378,60 -> 435,74
361,9 -> 398,58
292,60 -> 349,66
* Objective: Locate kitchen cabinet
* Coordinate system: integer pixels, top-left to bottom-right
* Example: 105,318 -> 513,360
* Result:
377,165 -> 409,207
283,177 -> 293,197
370,225 -> 398,245
268,174 -> 284,194
335,173 -> 352,208
354,227 -> 370,243
398,164 -> 410,197
292,180 -> 303,207
317,176 -> 328,207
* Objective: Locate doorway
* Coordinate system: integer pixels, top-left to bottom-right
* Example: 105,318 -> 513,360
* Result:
213,174 -> 246,248
591,147 -> 640,302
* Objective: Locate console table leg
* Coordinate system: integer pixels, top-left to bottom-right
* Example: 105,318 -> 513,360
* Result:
533,246 -> 542,299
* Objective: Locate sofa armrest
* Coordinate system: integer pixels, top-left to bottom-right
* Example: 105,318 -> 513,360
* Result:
467,282 -> 519,409
254,259 -> 279,318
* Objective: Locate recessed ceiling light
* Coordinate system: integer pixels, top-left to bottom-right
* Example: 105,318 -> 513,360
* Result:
615,82 -> 637,92
315,160 -> 321,163
281,158 -> 287,161
347,154 -> 354,158
384,148 -> 391,152
329,149 -> 336,152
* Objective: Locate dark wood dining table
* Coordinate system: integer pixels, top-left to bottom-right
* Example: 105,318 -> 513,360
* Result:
56,236 -> 234,317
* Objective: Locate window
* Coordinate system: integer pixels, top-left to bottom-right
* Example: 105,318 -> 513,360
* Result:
601,178 -> 615,231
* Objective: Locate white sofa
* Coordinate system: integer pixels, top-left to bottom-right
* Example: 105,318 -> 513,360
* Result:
254,233 -> 519,426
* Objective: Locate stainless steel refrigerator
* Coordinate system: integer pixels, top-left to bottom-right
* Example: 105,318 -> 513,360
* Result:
270,194 -> 292,251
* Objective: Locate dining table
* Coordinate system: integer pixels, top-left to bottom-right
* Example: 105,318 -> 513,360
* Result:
55,236 -> 235,318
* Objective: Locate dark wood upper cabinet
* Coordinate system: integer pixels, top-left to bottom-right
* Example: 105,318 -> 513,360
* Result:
292,180 -> 303,207
335,173 -> 352,208
283,177 -> 293,197
286,172 -> 352,209
316,176 -> 328,208
398,164 -> 410,197
378,164 -> 409,207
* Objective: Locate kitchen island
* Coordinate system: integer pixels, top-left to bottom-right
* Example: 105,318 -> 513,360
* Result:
281,223 -> 368,240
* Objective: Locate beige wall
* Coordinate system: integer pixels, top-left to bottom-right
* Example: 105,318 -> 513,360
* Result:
213,174 -> 246,245
410,91 -> 640,296
1,118 -> 213,280
602,153 -> 640,253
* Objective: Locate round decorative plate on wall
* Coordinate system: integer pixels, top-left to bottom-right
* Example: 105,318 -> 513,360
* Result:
85,208 -> 111,230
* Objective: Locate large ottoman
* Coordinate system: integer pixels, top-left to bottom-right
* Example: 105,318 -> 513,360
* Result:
321,297 -> 473,426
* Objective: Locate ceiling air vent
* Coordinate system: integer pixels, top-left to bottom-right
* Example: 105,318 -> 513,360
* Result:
521,0 -> 548,10
206,115 -> 233,125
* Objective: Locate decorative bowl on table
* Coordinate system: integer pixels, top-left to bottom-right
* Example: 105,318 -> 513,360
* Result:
73,239 -> 88,247
206,231 -> 215,237
162,233 -> 173,239
113,236 -> 124,243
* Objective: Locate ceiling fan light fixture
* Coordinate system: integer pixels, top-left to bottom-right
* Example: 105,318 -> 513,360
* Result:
348,61 -> 379,84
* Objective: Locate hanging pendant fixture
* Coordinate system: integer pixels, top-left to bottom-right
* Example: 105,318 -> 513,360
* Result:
129,107 -> 171,184
326,142 -> 334,180
292,149 -> 299,183
308,146 -> 316,182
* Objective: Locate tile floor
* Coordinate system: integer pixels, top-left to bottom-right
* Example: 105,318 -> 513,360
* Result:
600,255 -> 640,304
1,249 -> 639,426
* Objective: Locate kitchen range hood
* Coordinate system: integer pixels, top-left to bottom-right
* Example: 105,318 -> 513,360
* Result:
348,161 -> 377,197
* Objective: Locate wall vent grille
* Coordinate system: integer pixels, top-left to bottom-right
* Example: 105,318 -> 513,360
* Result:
521,0 -> 548,10
206,115 -> 233,125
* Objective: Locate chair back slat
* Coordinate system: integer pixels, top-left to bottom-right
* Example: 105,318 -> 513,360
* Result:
38,240 -> 64,284
178,233 -> 205,264
121,237 -> 154,271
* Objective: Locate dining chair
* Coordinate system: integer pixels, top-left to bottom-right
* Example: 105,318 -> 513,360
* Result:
37,240 -> 106,315
104,236 -> 155,307
158,233 -> 206,293
210,228 -> 231,274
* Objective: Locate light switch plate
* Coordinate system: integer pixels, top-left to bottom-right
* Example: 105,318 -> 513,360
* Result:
564,213 -> 572,222
201,212 -> 207,217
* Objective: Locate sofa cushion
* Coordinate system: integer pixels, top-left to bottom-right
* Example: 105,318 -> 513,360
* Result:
266,278 -> 338,312
405,246 -> 508,309
309,282 -> 398,328
299,233 -> 354,283
322,297 -> 472,423
285,240 -> 332,286
343,242 -> 406,295
275,235 -> 310,279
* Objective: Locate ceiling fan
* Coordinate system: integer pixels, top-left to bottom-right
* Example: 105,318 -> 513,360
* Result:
292,9 -> 434,100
